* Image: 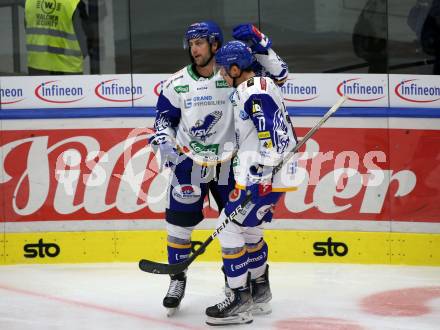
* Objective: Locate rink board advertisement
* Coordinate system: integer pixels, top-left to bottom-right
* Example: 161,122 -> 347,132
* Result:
3,230 -> 440,266
1,72 -> 440,266
1,73 -> 440,110
0,122 -> 439,223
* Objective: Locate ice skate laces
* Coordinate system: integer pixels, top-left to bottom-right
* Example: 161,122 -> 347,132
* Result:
166,279 -> 185,298
216,292 -> 235,311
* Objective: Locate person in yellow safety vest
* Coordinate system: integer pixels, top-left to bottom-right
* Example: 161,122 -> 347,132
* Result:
25,0 -> 91,75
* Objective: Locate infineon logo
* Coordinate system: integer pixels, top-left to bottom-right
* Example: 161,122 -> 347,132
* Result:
0,87 -> 25,104
394,79 -> 440,103
35,80 -> 85,103
153,80 -> 165,97
337,78 -> 385,102
95,79 -> 144,102
281,79 -> 318,102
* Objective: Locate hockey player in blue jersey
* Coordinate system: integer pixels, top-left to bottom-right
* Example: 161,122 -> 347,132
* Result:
204,41 -> 297,326
149,21 -> 289,316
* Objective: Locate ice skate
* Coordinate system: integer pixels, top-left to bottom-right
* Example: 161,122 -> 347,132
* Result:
251,265 -> 272,315
163,272 -> 186,316
205,284 -> 253,326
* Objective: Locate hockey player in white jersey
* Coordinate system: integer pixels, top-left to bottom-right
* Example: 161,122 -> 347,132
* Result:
149,21 -> 289,316
204,41 -> 297,326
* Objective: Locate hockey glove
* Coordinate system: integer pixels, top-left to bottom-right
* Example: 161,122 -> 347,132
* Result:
248,163 -> 273,184
150,135 -> 180,170
232,24 -> 272,53
246,164 -> 273,203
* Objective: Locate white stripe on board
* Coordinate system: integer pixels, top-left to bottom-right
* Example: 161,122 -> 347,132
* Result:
2,117 -> 440,130
4,219 -> 440,234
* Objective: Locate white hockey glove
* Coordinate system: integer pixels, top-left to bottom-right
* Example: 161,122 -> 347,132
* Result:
150,135 -> 180,170
248,163 -> 273,184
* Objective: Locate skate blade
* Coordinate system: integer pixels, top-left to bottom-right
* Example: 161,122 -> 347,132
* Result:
251,302 -> 272,315
166,305 -> 180,317
206,312 -> 253,326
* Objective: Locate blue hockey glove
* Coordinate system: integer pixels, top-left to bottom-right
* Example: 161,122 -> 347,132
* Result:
232,24 -> 272,53
245,182 -> 272,204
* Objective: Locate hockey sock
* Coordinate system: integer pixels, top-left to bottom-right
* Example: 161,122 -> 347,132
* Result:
247,239 -> 268,280
167,236 -> 192,264
222,246 -> 249,289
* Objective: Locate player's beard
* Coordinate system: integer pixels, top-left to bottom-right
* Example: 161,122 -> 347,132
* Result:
194,49 -> 215,68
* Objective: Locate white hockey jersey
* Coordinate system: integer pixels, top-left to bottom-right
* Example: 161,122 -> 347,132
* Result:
152,49 -> 288,166
231,76 -> 298,191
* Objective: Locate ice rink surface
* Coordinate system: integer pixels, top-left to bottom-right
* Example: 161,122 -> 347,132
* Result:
0,262 -> 439,330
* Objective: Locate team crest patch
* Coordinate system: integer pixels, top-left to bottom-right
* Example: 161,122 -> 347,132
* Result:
252,99 -> 262,114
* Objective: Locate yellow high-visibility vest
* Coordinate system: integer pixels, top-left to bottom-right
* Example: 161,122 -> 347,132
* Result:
25,0 -> 83,73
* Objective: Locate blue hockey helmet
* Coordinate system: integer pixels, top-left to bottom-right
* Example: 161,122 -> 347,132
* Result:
215,40 -> 254,71
184,21 -> 223,48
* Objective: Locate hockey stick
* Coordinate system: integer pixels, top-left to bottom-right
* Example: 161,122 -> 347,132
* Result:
139,95 -> 348,275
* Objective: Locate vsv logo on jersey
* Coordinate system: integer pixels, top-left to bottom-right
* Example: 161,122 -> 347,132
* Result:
23,239 -> 61,258
313,237 -> 348,257
189,111 -> 222,141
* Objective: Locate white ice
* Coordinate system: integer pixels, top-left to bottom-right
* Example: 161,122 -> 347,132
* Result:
0,262 -> 439,330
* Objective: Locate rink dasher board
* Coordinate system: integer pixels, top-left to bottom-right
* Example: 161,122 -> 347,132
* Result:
1,117 -> 440,266
1,229 -> 439,266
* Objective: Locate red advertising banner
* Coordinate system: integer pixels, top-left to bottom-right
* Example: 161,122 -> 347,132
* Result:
1,127 -> 439,223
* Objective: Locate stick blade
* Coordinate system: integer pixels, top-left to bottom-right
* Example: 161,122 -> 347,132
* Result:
138,259 -> 189,275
